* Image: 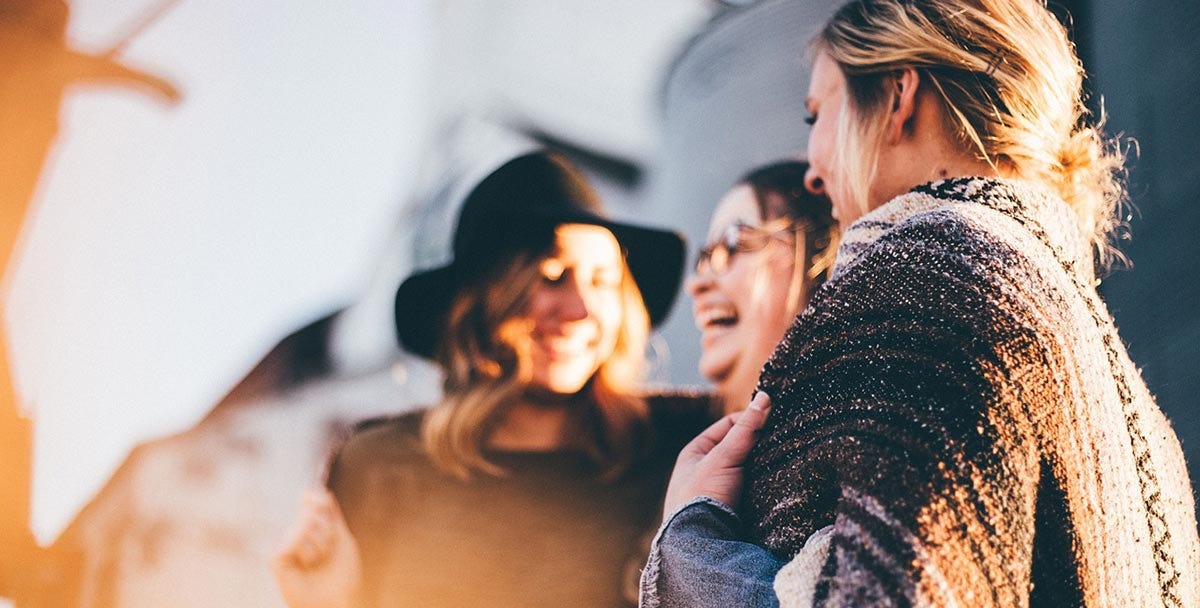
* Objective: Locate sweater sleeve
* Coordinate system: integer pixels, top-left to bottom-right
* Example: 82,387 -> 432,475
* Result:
746,216 -> 1046,607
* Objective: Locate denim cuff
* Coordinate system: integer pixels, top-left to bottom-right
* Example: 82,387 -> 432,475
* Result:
640,497 -> 733,608
638,497 -> 780,608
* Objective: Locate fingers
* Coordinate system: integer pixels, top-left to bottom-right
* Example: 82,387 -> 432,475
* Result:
663,393 -> 774,514
712,392 -> 772,461
681,412 -> 739,457
277,488 -> 341,570
680,392 -> 774,460
736,392 -> 771,430
304,487 -> 340,526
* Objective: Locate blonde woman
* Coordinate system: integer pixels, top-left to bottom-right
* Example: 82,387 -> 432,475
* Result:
689,161 -> 837,415
646,1 -> 1200,606
274,152 -> 714,608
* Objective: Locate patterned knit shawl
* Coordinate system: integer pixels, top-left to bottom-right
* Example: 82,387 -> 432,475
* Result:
745,178 -> 1200,607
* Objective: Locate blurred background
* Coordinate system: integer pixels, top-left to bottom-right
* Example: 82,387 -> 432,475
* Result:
1,0 -> 1196,605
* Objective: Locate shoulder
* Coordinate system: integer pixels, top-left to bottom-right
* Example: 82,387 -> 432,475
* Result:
326,410 -> 434,515
760,183 -> 1059,407
824,184 -> 1067,323
848,178 -> 1082,282
330,410 -> 427,474
843,177 -> 1064,255
847,204 -> 1015,277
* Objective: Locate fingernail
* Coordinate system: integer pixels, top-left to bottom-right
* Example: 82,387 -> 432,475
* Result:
749,391 -> 770,411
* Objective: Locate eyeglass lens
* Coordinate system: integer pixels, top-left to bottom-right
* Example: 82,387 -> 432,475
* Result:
694,220 -> 800,276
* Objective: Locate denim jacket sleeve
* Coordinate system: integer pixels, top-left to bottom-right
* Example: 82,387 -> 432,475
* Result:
638,496 -> 782,608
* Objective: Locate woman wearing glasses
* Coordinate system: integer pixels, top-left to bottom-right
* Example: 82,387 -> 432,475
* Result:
689,161 -> 837,415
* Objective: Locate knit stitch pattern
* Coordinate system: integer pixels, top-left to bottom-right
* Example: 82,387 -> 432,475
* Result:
746,178 -> 1200,607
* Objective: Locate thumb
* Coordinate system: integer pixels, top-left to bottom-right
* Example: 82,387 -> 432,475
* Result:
712,392 -> 771,461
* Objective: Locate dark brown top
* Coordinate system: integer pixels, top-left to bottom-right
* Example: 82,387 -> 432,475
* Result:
327,392 -> 715,607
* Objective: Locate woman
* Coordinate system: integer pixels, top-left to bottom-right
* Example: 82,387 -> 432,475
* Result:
689,161 -> 837,414
273,152 -> 714,608
646,1 -> 1200,606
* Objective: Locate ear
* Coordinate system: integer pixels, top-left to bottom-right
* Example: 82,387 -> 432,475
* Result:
884,67 -> 921,144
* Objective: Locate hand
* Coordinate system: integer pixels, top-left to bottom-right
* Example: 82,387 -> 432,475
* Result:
662,392 -> 772,518
272,488 -> 362,608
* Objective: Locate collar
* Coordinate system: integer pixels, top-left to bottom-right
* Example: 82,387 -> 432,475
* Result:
831,177 -> 1095,284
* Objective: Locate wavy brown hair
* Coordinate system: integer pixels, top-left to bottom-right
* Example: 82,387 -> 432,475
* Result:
421,244 -> 652,481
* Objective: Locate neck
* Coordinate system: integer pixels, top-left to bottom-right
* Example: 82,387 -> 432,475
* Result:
875,86 -> 1004,210
926,156 -> 1001,183
717,365 -> 761,416
873,153 -> 1001,215
486,392 -> 578,451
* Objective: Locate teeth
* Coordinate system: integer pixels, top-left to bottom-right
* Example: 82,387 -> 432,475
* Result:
539,334 -> 594,355
696,307 -> 738,328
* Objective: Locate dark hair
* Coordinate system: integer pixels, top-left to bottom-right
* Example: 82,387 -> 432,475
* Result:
739,160 -> 839,284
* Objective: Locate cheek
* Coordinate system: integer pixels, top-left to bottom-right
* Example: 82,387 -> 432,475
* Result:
750,259 -> 800,334
808,120 -> 829,165
808,108 -> 843,178
522,285 -> 550,319
495,316 -> 532,358
594,295 -> 625,350
807,128 -> 823,166
717,259 -> 758,300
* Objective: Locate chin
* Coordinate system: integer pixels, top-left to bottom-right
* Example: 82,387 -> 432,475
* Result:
697,357 -> 732,389
535,365 -> 597,395
544,382 -> 587,395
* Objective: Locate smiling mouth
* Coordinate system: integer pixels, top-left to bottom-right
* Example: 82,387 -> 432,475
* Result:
695,307 -> 739,330
535,335 -> 596,359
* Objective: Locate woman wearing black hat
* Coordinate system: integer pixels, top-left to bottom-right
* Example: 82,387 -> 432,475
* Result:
273,152 -> 714,608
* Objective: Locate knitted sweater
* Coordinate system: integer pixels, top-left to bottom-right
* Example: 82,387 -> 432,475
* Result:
745,178 -> 1200,607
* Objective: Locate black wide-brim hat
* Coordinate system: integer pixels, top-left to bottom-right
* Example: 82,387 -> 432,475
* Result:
395,152 -> 685,359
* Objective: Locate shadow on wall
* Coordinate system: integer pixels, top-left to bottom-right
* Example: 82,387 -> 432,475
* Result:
1,0 -> 180,602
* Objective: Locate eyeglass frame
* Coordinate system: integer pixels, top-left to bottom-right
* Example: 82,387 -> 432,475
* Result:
693,217 -> 808,277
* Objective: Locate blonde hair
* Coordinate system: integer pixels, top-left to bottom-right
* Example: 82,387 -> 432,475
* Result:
815,0 -> 1126,266
421,248 -> 652,481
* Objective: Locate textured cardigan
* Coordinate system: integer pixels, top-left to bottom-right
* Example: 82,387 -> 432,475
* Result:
745,178 -> 1200,607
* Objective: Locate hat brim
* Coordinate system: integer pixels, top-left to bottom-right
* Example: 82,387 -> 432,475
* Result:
393,265 -> 463,359
394,213 -> 685,359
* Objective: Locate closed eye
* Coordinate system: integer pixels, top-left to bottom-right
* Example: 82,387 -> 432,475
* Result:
540,258 -> 566,283
592,272 -> 621,289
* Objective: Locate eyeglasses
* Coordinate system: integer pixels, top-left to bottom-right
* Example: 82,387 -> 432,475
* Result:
694,218 -> 802,276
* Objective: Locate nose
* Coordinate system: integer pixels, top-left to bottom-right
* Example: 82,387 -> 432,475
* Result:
686,269 -> 714,298
554,278 -> 591,323
804,167 -> 825,196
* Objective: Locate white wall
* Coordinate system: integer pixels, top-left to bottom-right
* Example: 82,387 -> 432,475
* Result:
7,0 -> 435,543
